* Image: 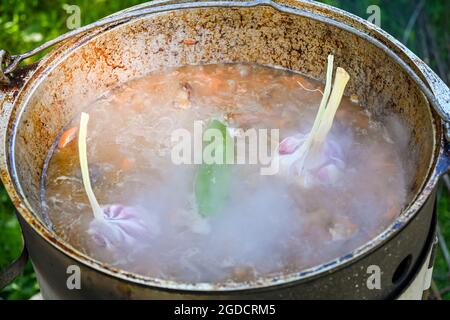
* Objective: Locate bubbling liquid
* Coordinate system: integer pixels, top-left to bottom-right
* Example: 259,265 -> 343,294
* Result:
42,64 -> 411,283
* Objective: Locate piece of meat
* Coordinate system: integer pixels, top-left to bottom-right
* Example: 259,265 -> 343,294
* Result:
328,216 -> 358,241
175,82 -> 193,109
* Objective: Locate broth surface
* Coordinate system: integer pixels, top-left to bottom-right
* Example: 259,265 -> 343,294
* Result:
42,64 -> 410,282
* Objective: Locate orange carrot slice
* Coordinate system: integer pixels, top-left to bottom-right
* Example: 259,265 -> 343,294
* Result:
58,126 -> 78,149
120,157 -> 135,171
182,39 -> 197,45
209,77 -> 222,91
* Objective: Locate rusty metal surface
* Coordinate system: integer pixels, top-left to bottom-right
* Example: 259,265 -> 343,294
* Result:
0,0 -> 449,297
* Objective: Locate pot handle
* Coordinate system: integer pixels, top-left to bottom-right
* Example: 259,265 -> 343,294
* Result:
0,238 -> 28,290
0,0 -> 209,85
421,65 -> 450,174
416,63 -> 450,126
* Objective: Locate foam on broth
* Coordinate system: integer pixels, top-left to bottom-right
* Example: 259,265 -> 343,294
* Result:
41,64 -> 411,282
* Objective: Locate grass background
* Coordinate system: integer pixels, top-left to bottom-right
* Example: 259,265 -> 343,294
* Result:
0,0 -> 449,299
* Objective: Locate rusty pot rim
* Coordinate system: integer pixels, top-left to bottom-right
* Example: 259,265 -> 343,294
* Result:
2,0 -> 449,292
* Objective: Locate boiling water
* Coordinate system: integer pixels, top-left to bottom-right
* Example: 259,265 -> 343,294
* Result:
42,64 -> 411,283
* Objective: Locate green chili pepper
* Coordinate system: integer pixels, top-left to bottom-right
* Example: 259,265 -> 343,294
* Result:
194,119 -> 233,217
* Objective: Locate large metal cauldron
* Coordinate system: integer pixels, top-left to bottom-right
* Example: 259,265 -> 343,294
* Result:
0,0 -> 449,299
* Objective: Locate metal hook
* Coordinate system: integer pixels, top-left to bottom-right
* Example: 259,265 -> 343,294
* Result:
0,0 -> 195,85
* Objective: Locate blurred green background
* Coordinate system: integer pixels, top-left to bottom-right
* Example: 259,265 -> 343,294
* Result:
0,0 -> 449,300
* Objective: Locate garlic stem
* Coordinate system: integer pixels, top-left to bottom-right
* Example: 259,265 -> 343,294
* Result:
308,55 -> 335,139
78,112 -> 104,221
278,55 -> 351,176
288,55 -> 336,172
314,67 -> 350,143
